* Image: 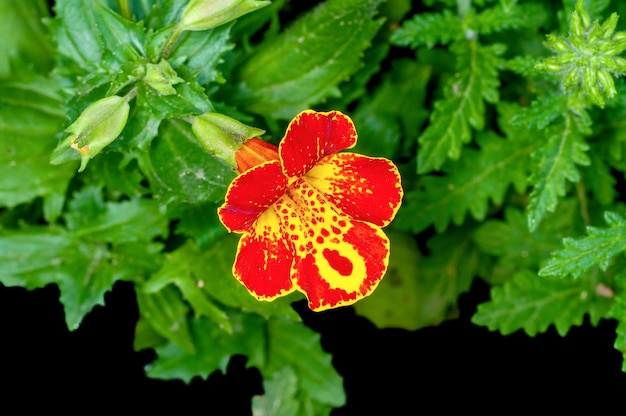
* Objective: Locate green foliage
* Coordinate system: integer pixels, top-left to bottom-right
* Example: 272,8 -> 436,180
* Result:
6,0 -> 626,411
472,269 -> 612,336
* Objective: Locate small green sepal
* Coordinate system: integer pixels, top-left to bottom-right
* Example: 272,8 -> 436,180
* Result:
191,112 -> 265,168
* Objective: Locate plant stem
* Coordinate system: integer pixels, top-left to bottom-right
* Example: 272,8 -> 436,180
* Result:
117,0 -> 131,20
160,24 -> 185,60
575,181 -> 590,227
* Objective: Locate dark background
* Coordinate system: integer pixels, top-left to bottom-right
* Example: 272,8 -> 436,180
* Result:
1,278 -> 625,413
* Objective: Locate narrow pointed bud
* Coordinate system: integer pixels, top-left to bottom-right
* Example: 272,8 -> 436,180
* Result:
192,112 -> 265,169
180,0 -> 271,31
235,137 -> 279,173
51,95 -> 130,172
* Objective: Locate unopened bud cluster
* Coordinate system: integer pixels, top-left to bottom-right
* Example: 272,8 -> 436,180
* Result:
536,0 -> 626,108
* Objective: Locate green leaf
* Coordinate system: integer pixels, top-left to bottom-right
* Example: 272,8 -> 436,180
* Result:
263,318 -> 345,408
0,0 -> 52,77
170,25 -> 233,85
0,78 -> 75,222
472,269 -> 612,336
252,367 -> 301,416
396,128 -> 533,233
474,200 -> 582,281
540,211 -> 626,279
355,227 -> 486,329
137,119 -> 236,204
189,235 -> 300,320
136,283 -> 196,354
0,187 -> 167,329
231,0 -> 384,119
610,289 -> 626,371
474,2 -> 548,34
527,113 -> 591,231
390,9 -> 462,48
351,59 -> 431,158
147,312 -> 266,382
143,241 -> 232,333
417,41 -> 504,173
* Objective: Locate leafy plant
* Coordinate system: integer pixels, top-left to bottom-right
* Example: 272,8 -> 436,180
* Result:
4,0 -> 626,412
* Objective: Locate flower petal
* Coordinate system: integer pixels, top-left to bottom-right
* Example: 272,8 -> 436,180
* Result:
233,207 -> 296,300
284,180 -> 390,311
279,110 -> 357,178
304,153 -> 403,227
218,160 -> 287,232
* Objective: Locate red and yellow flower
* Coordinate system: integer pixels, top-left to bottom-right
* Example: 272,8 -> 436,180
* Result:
218,110 -> 403,311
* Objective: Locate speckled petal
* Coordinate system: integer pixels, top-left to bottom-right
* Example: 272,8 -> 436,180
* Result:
233,206 -> 296,300
279,110 -> 357,178
304,153 -> 403,227
218,160 -> 287,232
283,180 -> 390,311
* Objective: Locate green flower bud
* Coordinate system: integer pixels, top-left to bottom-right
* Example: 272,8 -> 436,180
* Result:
144,60 -> 183,96
51,95 -> 130,172
536,57 -> 565,73
587,22 -> 603,45
545,34 -> 570,53
191,112 -> 265,168
180,0 -> 271,31
599,13 -> 619,39
574,0 -> 591,31
597,69 -> 616,99
563,68 -> 580,89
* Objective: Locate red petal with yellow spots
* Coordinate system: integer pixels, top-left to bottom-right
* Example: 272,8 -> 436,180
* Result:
218,161 -> 288,232
304,153 -> 403,227
233,207 -> 296,300
284,179 -> 390,311
279,110 -> 357,178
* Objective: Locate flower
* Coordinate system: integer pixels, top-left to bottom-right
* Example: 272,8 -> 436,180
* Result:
217,110 -> 403,311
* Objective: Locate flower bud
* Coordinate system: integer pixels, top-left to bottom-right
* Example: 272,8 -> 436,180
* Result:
235,137 -> 279,173
51,95 -> 130,172
180,0 -> 270,31
191,112 -> 265,169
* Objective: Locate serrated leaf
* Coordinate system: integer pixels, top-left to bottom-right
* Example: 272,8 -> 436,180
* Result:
417,41 -> 503,173
137,119 -> 236,204
474,200 -> 581,278
90,1 -> 145,63
396,130 -> 534,233
540,212 -> 626,279
63,186 -> 167,243
390,9 -> 462,48
232,0 -> 384,119
475,2 -> 548,34
263,318 -> 345,408
355,227 -> 485,329
0,187 -> 167,329
147,312 -> 266,382
0,79 -> 75,222
472,269 -> 612,336
252,367 -> 301,416
170,25 -> 233,85
527,113 -> 591,231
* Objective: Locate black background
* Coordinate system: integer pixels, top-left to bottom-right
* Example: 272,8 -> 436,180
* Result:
2,278 -> 626,413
